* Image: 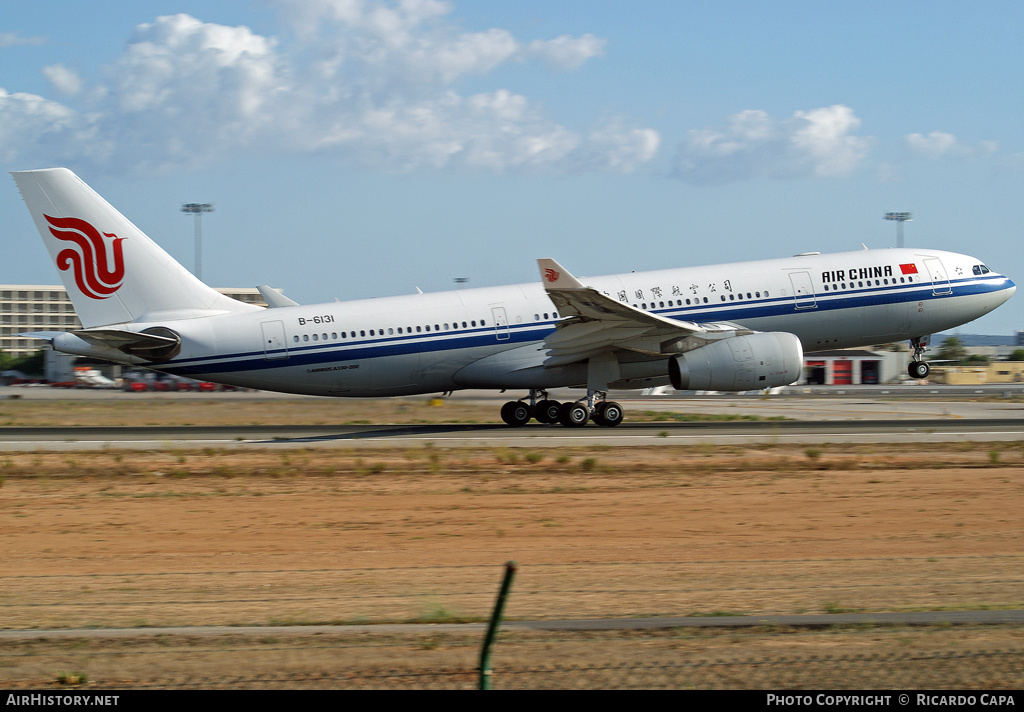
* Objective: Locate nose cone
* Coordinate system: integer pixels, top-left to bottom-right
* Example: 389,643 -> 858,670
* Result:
1001,278 -> 1016,304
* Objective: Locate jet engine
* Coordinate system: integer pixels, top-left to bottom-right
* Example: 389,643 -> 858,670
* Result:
668,331 -> 803,392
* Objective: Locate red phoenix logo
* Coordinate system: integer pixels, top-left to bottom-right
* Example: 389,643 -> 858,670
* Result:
544,268 -> 560,283
45,215 -> 126,300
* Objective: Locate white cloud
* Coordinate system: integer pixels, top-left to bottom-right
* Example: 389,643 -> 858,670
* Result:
42,64 -> 83,96
673,105 -> 872,184
905,131 -> 998,160
0,88 -> 96,165
790,105 -> 870,177
0,32 -> 45,48
0,3 -> 654,175
526,34 -> 606,70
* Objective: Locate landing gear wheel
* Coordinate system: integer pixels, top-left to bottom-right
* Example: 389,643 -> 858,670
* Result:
593,401 -> 624,427
534,399 -> 561,424
908,361 -> 930,379
500,400 -> 532,426
558,402 -> 590,427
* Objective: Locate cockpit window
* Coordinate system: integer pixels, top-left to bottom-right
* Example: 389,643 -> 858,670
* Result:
972,264 -> 991,275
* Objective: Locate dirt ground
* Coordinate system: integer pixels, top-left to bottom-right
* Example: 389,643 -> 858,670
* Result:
1,437 -> 1023,688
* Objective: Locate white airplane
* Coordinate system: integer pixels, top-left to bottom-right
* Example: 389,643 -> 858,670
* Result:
13,168 -> 1016,427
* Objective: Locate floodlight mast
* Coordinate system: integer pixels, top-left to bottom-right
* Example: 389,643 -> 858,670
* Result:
181,203 -> 214,280
884,211 -> 913,248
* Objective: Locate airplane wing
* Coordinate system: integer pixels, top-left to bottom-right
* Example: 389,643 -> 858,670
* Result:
537,258 -> 751,367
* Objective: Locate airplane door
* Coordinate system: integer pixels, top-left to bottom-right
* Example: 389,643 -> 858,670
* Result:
491,307 -> 510,341
923,257 -> 952,295
788,271 -> 817,309
260,320 -> 289,360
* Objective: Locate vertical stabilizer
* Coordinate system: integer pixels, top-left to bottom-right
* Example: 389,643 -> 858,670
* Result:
13,168 -> 260,327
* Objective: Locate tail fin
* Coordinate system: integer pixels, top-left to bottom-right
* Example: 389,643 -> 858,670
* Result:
13,168 -> 259,328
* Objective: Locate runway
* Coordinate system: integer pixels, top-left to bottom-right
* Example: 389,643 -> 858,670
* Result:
2,386 -> 1022,449
1,416 -> 1023,450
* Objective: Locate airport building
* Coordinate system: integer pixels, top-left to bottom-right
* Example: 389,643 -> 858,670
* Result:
802,348 -> 910,386
0,285 -> 267,359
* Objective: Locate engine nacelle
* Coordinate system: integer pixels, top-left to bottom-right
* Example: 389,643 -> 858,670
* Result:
668,331 -> 803,391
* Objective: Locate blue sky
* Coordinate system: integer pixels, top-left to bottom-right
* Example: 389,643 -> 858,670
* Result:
2,0 -> 1021,335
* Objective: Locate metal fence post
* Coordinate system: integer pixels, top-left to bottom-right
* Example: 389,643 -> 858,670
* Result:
479,560 -> 517,690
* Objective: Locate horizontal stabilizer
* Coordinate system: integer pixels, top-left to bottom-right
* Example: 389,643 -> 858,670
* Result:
16,331 -> 67,343
73,328 -> 178,352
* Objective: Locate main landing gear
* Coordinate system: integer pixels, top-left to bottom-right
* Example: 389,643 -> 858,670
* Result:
500,389 -> 624,428
908,336 -> 930,379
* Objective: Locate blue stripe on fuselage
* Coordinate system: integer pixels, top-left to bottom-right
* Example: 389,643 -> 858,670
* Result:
156,276 -> 1010,378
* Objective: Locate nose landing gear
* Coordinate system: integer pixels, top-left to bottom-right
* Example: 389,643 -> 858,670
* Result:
908,336 -> 931,379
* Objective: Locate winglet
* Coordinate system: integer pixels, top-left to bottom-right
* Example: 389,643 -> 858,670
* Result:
537,258 -> 586,290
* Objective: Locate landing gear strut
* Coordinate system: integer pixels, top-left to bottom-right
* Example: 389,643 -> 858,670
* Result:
908,336 -> 930,379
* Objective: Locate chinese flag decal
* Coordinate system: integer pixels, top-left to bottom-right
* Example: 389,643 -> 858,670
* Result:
899,263 -> 918,275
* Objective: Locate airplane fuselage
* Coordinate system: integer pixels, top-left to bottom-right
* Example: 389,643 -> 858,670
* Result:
77,247 -> 1013,397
